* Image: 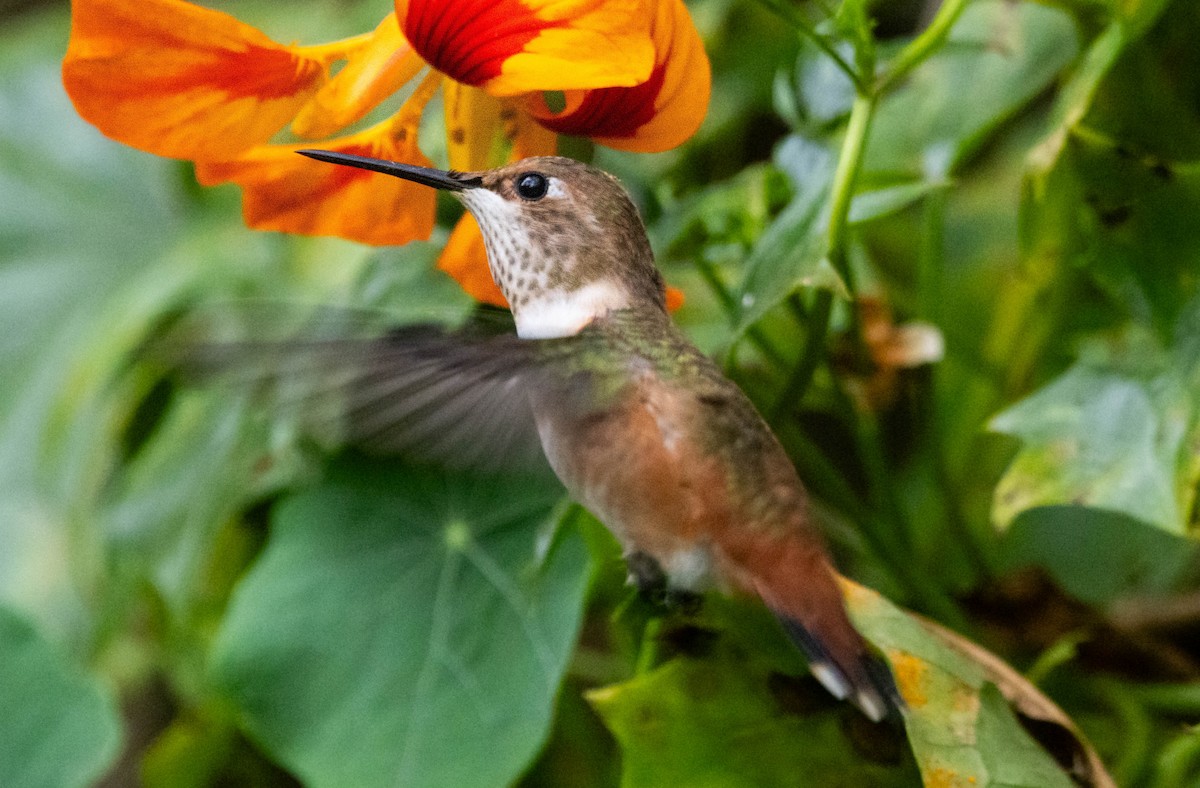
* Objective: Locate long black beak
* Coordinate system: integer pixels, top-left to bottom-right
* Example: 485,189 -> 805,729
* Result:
296,149 -> 482,191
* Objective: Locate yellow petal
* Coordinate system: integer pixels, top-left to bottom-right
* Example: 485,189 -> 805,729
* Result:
397,0 -> 655,96
509,106 -> 560,159
63,0 -> 332,160
442,83 -> 506,172
527,0 -> 709,152
291,14 -> 426,140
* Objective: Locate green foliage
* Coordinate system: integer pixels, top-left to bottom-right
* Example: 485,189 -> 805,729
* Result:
735,136 -> 842,334
590,649 -> 919,788
0,608 -> 121,788
991,307 -> 1200,536
211,458 -> 588,788
844,584 -> 1077,788
3,0 -> 1200,785
865,1 -> 1079,177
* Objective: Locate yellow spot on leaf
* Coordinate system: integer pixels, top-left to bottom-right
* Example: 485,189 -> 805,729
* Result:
887,649 -> 929,708
836,576 -> 878,614
925,767 -> 979,788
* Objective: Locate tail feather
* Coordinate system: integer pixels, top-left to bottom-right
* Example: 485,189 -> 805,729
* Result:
775,611 -> 903,723
717,524 -> 904,721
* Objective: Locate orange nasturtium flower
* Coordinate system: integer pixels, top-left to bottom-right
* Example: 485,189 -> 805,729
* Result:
62,0 -> 710,305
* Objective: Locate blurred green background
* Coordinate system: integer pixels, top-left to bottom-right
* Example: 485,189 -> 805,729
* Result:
2,0 -> 1199,785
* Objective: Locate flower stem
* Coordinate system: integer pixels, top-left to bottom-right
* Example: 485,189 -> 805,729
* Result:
825,92 -> 875,291
770,290 -> 831,418
876,0 -> 970,93
773,91 -> 876,413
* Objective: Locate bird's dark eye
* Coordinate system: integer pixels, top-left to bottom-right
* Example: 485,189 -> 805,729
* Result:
516,172 -> 549,200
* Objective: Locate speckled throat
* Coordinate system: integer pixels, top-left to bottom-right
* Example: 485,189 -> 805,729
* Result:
458,186 -> 628,338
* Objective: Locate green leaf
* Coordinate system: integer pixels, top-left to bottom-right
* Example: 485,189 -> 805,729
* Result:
212,456 -> 589,788
735,136 -> 845,335
840,583 -> 1080,788
867,0 -> 1078,177
1000,506 -> 1198,605
594,581 -> 1090,788
973,683 -> 1079,788
848,180 -> 947,225
990,322 -> 1200,536
1022,1 -> 1196,330
589,645 -> 919,787
0,608 -> 121,788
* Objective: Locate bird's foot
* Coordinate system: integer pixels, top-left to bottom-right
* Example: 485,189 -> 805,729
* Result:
625,551 -> 704,616
625,550 -> 667,597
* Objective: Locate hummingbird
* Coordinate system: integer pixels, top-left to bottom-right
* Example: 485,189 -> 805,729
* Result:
217,149 -> 901,721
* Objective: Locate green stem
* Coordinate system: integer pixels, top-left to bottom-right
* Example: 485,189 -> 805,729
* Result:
779,419 -> 964,627
750,0 -> 867,93
770,290 -> 832,418
918,184 -> 947,325
852,400 -> 966,627
1129,683 -> 1200,715
825,92 -> 876,293
692,250 -> 739,315
876,0 -> 970,93
771,90 -> 874,401
1155,729 -> 1200,788
769,93 -> 875,415
635,618 -> 664,675
919,186 -> 996,579
1099,680 -> 1155,787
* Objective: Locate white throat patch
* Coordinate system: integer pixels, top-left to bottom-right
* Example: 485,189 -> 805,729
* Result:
515,280 -> 627,338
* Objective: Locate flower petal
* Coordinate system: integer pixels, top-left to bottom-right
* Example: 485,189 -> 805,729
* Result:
510,104 -> 560,159
437,215 -> 508,306
397,0 -> 655,96
63,0 -> 333,160
665,285 -> 685,311
527,0 -> 709,152
291,14 -> 425,140
195,74 -> 444,246
442,83 -> 506,172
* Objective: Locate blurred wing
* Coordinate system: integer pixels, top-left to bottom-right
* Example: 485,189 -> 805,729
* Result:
161,324 -> 560,474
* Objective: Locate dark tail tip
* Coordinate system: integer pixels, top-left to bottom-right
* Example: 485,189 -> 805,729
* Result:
776,613 -> 905,723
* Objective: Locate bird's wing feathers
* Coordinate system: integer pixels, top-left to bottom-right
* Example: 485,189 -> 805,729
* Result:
162,325 -> 577,474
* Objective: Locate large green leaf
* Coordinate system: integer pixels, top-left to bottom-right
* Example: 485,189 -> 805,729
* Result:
839,583 -> 1082,788
989,297 -> 1200,603
734,135 -> 843,335
0,607 -> 121,788
211,457 -> 589,788
866,0 -> 1078,177
990,313 -> 1200,536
